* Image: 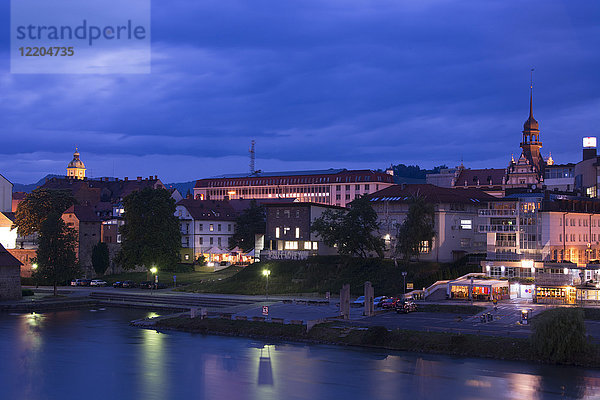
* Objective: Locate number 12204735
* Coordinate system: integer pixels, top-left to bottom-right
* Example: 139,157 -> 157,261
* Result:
19,47 -> 74,56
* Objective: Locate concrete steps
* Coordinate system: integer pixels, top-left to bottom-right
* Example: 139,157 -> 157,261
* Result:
89,292 -> 261,309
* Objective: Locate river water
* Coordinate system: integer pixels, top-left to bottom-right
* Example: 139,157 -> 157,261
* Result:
1,308 -> 599,400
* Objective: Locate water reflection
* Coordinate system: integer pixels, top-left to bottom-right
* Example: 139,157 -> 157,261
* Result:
1,310 -> 600,400
258,346 -> 274,385
140,329 -> 166,400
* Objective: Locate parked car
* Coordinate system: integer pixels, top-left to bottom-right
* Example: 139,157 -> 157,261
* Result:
78,279 -> 92,286
90,280 -> 107,287
352,296 -> 365,306
380,298 -> 398,309
71,279 -> 82,286
374,296 -> 388,307
139,281 -> 153,289
395,300 -> 417,314
112,281 -> 124,288
122,280 -> 137,288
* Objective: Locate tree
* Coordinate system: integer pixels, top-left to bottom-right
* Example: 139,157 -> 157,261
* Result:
312,196 -> 384,258
230,200 -> 266,252
117,188 -> 181,271
34,212 -> 80,296
532,308 -> 588,363
91,242 -> 110,276
396,196 -> 436,261
14,189 -> 76,236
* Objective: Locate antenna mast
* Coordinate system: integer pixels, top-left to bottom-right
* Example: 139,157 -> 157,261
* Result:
249,140 -> 256,175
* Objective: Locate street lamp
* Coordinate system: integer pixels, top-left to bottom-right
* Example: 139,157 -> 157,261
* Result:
402,271 -> 407,298
150,266 -> 158,292
262,269 -> 271,300
31,263 -> 38,289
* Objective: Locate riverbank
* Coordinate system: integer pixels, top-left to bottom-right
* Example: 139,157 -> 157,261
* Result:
149,314 -> 600,368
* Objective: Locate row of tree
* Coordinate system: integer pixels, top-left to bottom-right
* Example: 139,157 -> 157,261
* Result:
14,187 -> 182,295
311,196 -> 436,260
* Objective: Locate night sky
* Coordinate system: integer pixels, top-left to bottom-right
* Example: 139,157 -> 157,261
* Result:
1,0 -> 599,184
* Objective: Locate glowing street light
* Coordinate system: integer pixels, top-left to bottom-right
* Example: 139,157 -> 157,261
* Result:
150,266 -> 158,293
262,269 -> 271,300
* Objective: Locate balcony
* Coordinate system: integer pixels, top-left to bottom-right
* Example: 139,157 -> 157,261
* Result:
495,241 -> 517,248
479,209 -> 517,217
478,225 -> 517,233
535,273 -> 581,286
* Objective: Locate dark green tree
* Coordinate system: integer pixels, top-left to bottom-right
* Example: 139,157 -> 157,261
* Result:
312,196 -> 384,258
230,200 -> 266,252
117,188 -> 181,271
531,308 -> 588,363
91,242 -> 110,276
14,189 -> 76,236
396,196 -> 436,261
34,212 -> 80,296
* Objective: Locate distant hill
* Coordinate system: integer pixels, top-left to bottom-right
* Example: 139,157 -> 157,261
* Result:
12,174 -> 62,193
164,180 -> 196,198
379,164 -> 448,185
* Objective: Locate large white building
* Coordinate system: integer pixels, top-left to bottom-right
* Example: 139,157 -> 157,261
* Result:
194,169 -> 395,208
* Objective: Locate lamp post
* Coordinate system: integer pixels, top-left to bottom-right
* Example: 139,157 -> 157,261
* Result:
402,271 -> 407,299
262,269 -> 271,300
31,263 -> 38,289
150,266 -> 158,293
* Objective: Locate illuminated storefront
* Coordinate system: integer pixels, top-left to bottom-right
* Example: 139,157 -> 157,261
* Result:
448,278 -> 509,301
535,286 -> 576,305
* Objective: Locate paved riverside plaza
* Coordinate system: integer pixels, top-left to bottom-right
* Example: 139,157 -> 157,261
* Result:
20,285 -> 600,341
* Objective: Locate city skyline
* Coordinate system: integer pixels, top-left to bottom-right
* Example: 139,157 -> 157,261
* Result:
1,0 -> 598,183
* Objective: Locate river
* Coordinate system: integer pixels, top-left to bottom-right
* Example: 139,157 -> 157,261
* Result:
1,308 -> 599,400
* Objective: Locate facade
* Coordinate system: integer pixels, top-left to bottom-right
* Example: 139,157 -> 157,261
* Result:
574,137 -> 600,198
62,205 -> 102,272
0,244 -> 22,300
0,174 -> 12,213
175,199 -> 238,264
194,169 -> 395,208
544,163 -> 575,192
261,202 -> 342,260
367,184 -> 496,262
66,148 -> 86,179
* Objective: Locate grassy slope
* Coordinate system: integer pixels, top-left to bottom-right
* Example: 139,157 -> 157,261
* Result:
179,256 -> 478,296
100,266 -> 244,286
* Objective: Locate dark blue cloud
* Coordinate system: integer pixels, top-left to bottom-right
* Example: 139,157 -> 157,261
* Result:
0,0 -> 599,183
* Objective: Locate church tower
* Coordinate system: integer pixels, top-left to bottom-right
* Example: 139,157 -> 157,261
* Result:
66,148 -> 86,179
507,76 -> 545,187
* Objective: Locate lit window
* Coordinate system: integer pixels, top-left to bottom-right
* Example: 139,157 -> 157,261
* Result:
209,224 -> 214,232
304,241 -> 312,250
284,241 -> 298,250
276,227 -> 280,238
460,220 -> 472,230
312,242 -> 318,250
419,241 -> 430,253
295,227 -> 300,238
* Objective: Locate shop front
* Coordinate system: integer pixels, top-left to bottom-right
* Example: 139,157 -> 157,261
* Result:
535,286 -> 576,305
448,279 -> 509,301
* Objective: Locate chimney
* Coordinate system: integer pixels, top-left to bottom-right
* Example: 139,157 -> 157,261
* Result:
154,175 -> 158,180
124,177 -> 128,181
137,177 -> 142,181
148,176 -> 152,180
583,137 -> 597,161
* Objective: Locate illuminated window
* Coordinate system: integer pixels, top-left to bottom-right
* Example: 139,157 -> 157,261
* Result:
285,241 -> 298,250
419,241 -> 430,253
209,224 -> 214,232
312,242 -> 318,250
304,241 -> 312,250
460,220 -> 472,230
276,227 -> 280,238
284,227 -> 290,235
295,227 -> 300,238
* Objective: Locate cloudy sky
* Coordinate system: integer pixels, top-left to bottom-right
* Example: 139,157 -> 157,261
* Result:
1,0 -> 599,184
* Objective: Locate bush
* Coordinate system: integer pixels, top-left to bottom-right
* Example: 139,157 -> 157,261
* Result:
22,289 -> 34,296
361,326 -> 390,346
531,308 -> 588,363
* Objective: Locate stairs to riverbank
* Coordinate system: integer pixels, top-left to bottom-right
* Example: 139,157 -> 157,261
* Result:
89,292 -> 261,310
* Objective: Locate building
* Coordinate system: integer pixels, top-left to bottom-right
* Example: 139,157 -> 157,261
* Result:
367,184 -> 497,262
175,199 -> 238,264
66,148 -> 86,179
62,205 -> 102,272
544,162 -> 575,192
193,169 -> 395,208
261,202 -> 342,260
574,137 -> 600,197
0,244 -> 22,300
0,174 -> 12,213
427,86 -> 554,195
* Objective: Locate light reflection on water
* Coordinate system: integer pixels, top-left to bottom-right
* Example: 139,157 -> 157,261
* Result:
1,308 -> 600,400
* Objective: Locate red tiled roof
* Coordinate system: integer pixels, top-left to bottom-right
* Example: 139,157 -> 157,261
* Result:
367,184 -> 497,204
0,244 -> 22,267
